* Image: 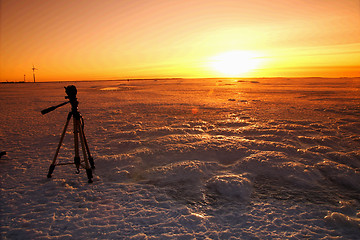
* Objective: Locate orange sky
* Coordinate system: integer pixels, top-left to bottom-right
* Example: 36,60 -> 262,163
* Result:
1,0 -> 359,81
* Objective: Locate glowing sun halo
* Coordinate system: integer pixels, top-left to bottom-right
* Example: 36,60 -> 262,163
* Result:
209,50 -> 263,76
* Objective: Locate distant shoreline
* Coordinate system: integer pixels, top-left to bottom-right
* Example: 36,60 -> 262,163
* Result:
1,77 -> 359,84
0,81 -> 27,84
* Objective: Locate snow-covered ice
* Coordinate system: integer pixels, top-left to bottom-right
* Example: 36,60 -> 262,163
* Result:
1,78 -> 360,239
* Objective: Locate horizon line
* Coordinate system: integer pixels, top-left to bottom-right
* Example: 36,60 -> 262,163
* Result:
2,76 -> 360,84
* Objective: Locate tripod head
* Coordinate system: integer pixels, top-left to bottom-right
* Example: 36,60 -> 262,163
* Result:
41,85 -> 78,115
65,85 -> 77,102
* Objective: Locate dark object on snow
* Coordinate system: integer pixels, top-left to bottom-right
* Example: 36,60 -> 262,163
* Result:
0,151 -> 6,159
41,85 -> 95,183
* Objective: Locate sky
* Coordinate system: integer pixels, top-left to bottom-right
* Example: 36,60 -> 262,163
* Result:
1,0 -> 359,81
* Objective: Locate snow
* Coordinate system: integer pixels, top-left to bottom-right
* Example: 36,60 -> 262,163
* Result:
1,78 -> 360,239
206,174 -> 253,200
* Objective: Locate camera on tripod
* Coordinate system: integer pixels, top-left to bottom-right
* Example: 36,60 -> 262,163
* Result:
41,85 -> 95,183
41,85 -> 78,115
65,85 -> 77,101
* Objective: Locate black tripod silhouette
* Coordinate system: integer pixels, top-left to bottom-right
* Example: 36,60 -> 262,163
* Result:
41,85 -> 95,183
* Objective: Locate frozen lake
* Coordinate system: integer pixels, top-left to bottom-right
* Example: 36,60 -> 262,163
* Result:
1,78 -> 360,239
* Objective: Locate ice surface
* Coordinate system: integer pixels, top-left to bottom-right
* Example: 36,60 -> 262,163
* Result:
206,174 -> 253,200
1,78 -> 360,239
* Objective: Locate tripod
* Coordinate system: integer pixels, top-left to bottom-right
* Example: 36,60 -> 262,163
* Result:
42,85 -> 95,183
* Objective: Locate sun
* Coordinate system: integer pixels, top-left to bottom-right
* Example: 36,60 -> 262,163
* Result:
209,50 -> 263,76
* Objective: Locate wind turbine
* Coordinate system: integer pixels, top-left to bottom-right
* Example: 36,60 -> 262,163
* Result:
32,65 -> 38,83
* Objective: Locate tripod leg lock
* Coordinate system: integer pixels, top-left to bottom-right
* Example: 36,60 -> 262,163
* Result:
89,157 -> 95,169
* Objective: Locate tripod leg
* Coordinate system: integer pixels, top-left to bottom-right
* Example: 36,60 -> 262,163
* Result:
78,119 -> 93,183
80,116 -> 95,169
73,115 -> 81,173
48,112 -> 72,178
